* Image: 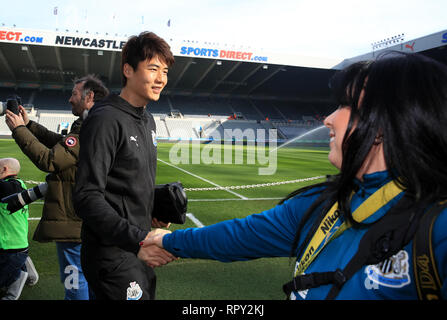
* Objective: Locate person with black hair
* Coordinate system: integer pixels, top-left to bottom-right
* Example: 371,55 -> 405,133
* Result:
5,74 -> 109,300
73,32 -> 176,300
140,52 -> 447,300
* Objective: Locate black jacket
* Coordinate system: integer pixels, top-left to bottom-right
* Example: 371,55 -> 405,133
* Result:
73,94 -> 157,254
0,175 -> 23,200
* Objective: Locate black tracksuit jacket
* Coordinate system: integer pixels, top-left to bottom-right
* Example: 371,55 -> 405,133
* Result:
73,94 -> 157,255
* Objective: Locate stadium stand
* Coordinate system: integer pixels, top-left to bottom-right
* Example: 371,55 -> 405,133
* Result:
199,119 -> 224,138
251,99 -> 284,121
0,117 -> 10,135
37,112 -> 77,132
1,27 -> 446,145
33,90 -> 70,110
165,117 -> 199,139
149,95 -> 171,116
228,98 -> 263,120
154,117 -> 170,138
220,119 -> 273,140
0,26 -> 363,143
0,86 -> 326,142
169,95 -> 234,117
0,87 -> 35,105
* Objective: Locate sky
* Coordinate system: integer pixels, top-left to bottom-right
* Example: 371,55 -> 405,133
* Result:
1,0 -> 446,59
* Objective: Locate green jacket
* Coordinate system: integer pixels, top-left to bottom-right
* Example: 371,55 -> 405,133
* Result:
0,178 -> 29,250
12,118 -> 83,242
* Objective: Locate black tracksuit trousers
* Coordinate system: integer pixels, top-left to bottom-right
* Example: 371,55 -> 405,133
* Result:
81,243 -> 156,300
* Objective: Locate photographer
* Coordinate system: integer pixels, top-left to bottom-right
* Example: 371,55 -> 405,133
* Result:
0,158 -> 37,300
5,75 -> 109,300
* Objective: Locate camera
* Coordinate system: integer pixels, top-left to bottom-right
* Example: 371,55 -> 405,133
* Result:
1,182 -> 48,214
0,95 -> 22,116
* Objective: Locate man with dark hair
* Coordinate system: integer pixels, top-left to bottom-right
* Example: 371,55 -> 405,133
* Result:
70,74 -> 110,120
5,74 -> 109,300
73,31 -> 176,300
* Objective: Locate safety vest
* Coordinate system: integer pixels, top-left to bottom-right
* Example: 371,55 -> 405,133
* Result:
0,178 -> 29,250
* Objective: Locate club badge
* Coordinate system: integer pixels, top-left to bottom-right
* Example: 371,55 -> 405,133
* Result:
126,281 -> 143,300
365,250 -> 411,288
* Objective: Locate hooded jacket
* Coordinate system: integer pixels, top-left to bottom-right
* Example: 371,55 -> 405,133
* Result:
12,118 -> 83,242
73,94 -> 157,254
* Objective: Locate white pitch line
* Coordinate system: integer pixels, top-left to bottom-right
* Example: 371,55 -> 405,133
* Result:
189,197 -> 283,202
157,158 -> 248,200
186,213 -> 205,228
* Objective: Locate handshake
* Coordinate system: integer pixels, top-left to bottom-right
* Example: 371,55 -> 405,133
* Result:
137,181 -> 188,267
137,228 -> 176,268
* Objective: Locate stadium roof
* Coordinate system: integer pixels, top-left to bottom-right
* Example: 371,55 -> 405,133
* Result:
1,27 -> 446,103
0,27 -> 340,102
335,28 -> 447,68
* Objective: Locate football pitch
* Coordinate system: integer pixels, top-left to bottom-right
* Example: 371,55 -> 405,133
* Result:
0,139 -> 337,300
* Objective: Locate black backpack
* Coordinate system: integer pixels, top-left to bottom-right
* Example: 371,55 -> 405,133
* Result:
152,182 -> 187,225
283,197 -> 446,300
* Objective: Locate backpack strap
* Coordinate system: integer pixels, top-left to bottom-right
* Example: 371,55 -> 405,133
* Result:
283,194 -> 424,299
282,269 -> 347,297
412,201 -> 447,300
324,195 -> 420,299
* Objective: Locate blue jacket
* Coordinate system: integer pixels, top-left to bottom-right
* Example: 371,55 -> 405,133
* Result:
162,171 -> 447,299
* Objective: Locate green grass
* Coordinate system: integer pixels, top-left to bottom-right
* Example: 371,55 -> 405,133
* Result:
1,139 -> 337,300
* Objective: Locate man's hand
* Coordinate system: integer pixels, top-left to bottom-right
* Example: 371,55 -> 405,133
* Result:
18,105 -> 30,126
137,243 -> 177,268
137,228 -> 176,268
5,105 -> 28,131
151,217 -> 171,229
5,109 -> 25,131
144,227 -> 172,240
140,232 -> 167,250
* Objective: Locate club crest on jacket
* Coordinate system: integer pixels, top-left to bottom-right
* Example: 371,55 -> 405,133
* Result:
365,250 -> 411,288
126,281 -> 143,300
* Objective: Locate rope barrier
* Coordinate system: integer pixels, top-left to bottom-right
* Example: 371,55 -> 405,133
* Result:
25,175 -> 326,192
183,175 -> 326,191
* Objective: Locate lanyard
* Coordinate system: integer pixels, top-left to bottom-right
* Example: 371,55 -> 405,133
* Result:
294,180 -> 404,277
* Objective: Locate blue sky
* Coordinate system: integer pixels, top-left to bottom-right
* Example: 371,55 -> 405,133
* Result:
2,0 -> 446,59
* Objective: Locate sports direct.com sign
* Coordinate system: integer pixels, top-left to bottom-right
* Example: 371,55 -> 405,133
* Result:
179,46 -> 268,62
0,29 -> 44,44
0,27 -> 342,68
0,27 -> 126,51
0,27 -> 269,64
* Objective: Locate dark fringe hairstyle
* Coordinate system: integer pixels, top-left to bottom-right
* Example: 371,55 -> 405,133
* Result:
121,31 -> 175,87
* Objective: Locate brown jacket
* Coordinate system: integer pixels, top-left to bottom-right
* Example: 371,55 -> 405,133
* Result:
12,118 -> 82,242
